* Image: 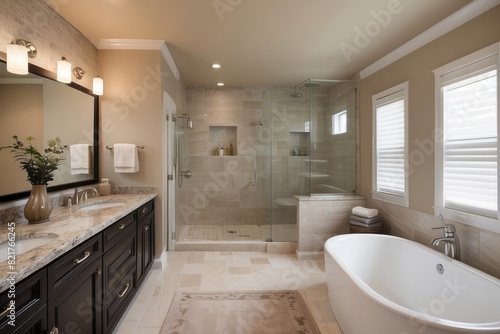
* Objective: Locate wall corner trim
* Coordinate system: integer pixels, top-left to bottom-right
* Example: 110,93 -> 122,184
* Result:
160,42 -> 180,81
359,0 -> 500,79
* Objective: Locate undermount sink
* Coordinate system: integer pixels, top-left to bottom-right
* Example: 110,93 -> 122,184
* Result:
77,200 -> 127,212
0,234 -> 58,263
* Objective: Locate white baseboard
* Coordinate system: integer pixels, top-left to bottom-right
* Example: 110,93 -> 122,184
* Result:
153,248 -> 168,269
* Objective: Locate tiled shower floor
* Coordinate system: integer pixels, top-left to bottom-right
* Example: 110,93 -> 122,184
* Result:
177,224 -> 297,242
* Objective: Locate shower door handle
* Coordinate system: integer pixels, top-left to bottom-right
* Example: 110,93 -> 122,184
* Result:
180,170 -> 192,179
252,158 -> 256,186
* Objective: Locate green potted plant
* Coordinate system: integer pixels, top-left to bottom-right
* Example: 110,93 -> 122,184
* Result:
1,135 -> 67,223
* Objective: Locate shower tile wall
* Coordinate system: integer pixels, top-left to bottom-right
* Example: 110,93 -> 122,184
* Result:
310,82 -> 357,194
182,87 -> 270,226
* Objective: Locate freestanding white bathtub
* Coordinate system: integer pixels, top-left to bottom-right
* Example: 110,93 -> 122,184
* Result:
325,234 -> 500,334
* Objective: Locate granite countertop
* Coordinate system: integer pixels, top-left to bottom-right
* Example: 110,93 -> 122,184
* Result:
0,193 -> 157,293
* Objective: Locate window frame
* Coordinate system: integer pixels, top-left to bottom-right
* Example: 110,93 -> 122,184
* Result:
372,81 -> 410,207
332,110 -> 347,135
434,42 -> 500,233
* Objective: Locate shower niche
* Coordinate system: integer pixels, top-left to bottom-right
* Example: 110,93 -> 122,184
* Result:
289,131 -> 309,156
209,126 -> 237,156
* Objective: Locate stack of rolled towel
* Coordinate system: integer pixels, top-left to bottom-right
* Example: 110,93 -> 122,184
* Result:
350,206 -> 382,228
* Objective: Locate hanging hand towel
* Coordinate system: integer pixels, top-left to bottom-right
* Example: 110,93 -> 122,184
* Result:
352,206 -> 379,218
114,143 -> 139,173
70,144 -> 91,175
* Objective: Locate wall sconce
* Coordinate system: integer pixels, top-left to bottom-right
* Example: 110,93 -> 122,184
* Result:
57,57 -> 72,83
93,76 -> 104,96
6,39 -> 37,75
73,67 -> 85,80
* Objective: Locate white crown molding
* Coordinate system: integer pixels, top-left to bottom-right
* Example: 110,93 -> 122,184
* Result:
98,39 -> 165,50
359,0 -> 500,79
98,39 -> 180,81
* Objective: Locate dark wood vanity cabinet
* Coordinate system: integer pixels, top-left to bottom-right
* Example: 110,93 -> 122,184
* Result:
47,234 -> 103,334
102,213 -> 137,333
0,199 -> 156,334
47,256 -> 103,334
136,200 -> 155,286
0,268 -> 47,333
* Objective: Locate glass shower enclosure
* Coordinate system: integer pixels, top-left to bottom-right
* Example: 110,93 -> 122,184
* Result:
171,80 -> 357,247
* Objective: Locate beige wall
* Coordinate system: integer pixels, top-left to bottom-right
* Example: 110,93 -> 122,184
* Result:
98,49 -> 186,256
359,6 -> 500,278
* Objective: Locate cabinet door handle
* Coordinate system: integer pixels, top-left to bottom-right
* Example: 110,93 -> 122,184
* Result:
144,225 -> 150,231
118,223 -> 126,230
142,207 -> 148,214
0,306 -> 9,318
117,282 -> 130,298
96,266 -> 102,275
73,251 -> 91,264
47,327 -> 59,334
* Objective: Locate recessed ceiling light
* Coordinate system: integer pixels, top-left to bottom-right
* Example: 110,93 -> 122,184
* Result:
212,64 -> 221,69
217,82 -> 224,86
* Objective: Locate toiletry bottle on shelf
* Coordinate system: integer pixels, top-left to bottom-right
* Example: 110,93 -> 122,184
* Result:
215,147 -> 219,156
229,142 -> 234,156
99,178 -> 111,196
220,147 -> 224,156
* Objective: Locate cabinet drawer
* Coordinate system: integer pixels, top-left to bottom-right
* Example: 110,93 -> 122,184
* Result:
103,266 -> 136,333
48,234 -> 102,297
137,200 -> 154,220
103,212 -> 136,252
0,268 -> 47,333
103,230 -> 136,302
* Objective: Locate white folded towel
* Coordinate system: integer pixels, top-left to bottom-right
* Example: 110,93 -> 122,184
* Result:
70,144 -> 91,175
352,206 -> 379,218
114,143 -> 139,173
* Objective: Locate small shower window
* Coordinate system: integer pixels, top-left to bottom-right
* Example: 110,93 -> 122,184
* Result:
332,110 -> 347,135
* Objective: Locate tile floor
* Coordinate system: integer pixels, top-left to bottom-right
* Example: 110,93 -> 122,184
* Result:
113,251 -> 343,333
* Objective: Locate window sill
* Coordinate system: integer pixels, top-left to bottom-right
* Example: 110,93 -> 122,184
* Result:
372,191 -> 409,207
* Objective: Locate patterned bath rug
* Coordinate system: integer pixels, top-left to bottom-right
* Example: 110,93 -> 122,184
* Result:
160,290 -> 320,334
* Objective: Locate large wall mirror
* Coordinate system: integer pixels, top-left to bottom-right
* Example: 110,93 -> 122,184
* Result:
0,56 -> 99,202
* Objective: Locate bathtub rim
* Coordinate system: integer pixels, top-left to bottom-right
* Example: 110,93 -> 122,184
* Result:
324,233 -> 500,332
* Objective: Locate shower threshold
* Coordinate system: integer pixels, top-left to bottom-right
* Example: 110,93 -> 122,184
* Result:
174,224 -> 297,253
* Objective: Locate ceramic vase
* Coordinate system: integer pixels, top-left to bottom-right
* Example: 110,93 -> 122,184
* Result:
24,185 -> 52,223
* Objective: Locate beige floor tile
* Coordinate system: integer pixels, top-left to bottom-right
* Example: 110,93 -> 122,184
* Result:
178,273 -> 203,288
228,266 -> 253,275
119,251 -> 342,334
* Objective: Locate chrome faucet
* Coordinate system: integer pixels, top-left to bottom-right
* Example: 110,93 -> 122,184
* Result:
431,214 -> 460,260
73,187 -> 98,205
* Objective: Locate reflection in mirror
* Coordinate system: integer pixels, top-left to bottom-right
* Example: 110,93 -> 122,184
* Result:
0,58 -> 99,202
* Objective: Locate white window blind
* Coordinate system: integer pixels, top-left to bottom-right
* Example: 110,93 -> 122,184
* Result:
375,92 -> 406,196
442,66 -> 498,217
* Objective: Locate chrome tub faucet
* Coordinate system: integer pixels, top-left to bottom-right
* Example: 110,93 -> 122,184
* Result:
431,214 -> 460,261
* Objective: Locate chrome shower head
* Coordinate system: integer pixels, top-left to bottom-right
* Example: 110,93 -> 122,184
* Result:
174,113 -> 194,129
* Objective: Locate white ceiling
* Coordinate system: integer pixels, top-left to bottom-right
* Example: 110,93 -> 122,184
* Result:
47,0 -> 472,87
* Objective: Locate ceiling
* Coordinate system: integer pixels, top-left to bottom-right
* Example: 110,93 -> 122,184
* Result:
47,0 -> 472,87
